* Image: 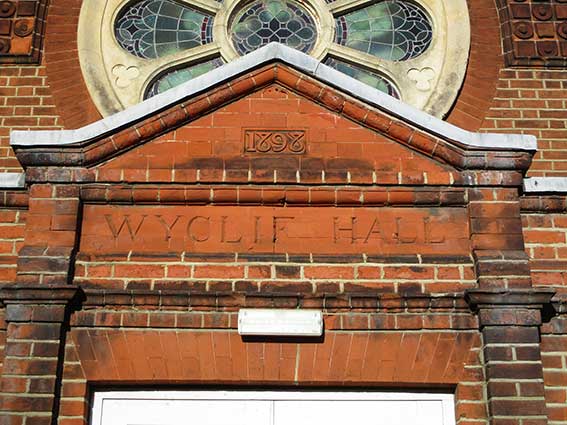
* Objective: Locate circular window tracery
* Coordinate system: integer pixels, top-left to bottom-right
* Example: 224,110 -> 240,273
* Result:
78,0 -> 470,117
146,56 -> 224,97
231,0 -> 318,55
115,0 -> 215,59
335,1 -> 432,61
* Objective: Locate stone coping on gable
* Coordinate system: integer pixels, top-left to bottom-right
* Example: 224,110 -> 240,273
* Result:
524,177 -> 567,193
0,173 -> 25,189
10,43 -> 536,152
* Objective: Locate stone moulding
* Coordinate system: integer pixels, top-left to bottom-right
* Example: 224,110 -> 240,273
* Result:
465,288 -> 556,316
0,284 -> 82,304
0,172 -> 25,188
79,288 -> 470,312
10,44 -> 535,157
524,177 -> 567,193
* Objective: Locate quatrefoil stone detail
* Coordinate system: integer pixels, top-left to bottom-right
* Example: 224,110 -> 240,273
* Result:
112,64 -> 140,88
407,67 -> 435,91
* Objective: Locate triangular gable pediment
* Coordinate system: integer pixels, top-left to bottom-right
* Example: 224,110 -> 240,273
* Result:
96,82 -> 454,184
11,43 -> 535,179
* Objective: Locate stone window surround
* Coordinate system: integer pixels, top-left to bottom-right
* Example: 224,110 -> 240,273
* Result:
77,0 -> 470,118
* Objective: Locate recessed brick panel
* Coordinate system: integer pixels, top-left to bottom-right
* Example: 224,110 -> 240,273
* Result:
79,205 -> 470,256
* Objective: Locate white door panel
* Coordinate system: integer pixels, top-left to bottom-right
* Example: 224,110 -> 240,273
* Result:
94,398 -> 271,425
92,391 -> 455,425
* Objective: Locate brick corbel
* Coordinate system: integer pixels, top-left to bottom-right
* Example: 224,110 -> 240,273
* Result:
0,283 -> 83,322
466,288 -> 555,425
466,288 -> 555,315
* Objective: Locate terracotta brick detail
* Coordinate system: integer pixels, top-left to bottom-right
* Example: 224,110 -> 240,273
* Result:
496,0 -> 567,67
0,0 -> 48,64
2,8 -> 567,423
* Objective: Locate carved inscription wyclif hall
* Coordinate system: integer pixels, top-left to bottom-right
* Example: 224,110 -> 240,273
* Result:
244,129 -> 306,154
80,205 -> 471,255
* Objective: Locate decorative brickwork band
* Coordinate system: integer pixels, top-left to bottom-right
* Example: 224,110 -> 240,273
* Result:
467,289 -> 555,425
0,284 -> 82,422
497,0 -> 567,67
0,0 -> 48,64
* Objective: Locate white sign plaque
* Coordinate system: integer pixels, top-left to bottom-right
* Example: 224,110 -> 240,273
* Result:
238,309 -> 323,336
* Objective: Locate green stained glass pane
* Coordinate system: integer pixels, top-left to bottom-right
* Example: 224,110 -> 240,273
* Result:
324,57 -> 400,99
115,0 -> 215,59
335,1 -> 433,61
230,0 -> 317,55
145,58 -> 224,98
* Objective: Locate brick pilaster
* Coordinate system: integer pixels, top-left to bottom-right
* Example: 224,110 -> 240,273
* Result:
16,184 -> 80,286
0,285 -> 81,425
469,188 -> 532,289
467,289 -> 555,425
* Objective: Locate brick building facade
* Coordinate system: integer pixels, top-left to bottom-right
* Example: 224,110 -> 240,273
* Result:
0,1 -> 566,425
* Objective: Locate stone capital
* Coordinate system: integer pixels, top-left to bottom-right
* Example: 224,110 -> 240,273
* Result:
0,284 -> 83,323
466,288 -> 555,309
466,288 -> 556,327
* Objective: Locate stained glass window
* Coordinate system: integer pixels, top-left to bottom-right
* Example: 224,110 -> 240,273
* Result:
230,0 -> 317,55
115,0 -> 214,59
335,1 -> 433,61
145,58 -> 224,98
94,0 -> 472,114
324,57 -> 399,98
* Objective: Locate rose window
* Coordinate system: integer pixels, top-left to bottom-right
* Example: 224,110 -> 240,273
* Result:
78,0 -> 470,117
231,0 -> 318,55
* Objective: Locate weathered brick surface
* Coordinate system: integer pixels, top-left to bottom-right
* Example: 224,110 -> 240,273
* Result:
522,211 -> 567,292
0,318 -> 64,422
541,331 -> 567,425
0,208 -> 26,285
42,0 -> 101,129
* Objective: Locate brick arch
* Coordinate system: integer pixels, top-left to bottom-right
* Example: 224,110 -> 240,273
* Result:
43,0 -> 102,129
59,329 -> 487,423
446,0 -> 504,131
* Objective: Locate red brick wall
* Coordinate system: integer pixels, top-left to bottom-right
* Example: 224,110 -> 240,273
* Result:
42,0 -> 101,129
1,2 -> 567,176
74,255 -> 476,295
0,65 -> 61,172
522,212 -> 567,292
541,316 -> 567,425
481,69 -> 567,176
521,198 -> 567,425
